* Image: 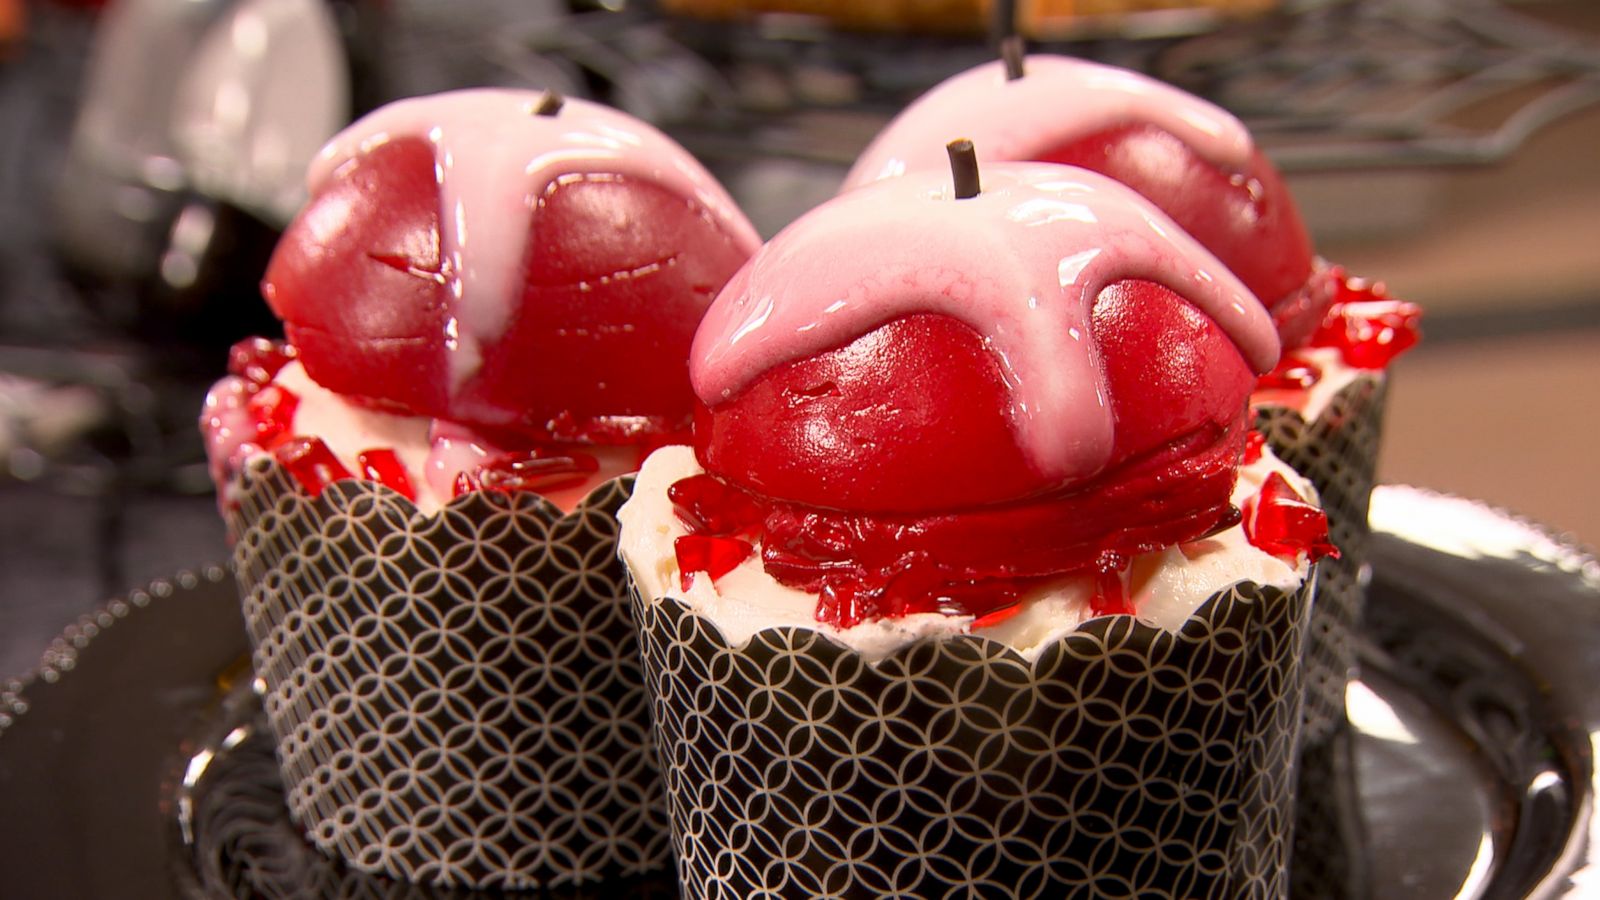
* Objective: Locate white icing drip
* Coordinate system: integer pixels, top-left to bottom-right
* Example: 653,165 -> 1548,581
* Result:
691,164 -> 1278,482
842,54 -> 1254,192
307,89 -> 761,392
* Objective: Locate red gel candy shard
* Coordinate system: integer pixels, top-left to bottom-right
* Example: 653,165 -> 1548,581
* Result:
356,448 -> 416,501
1089,552 -> 1135,617
1310,274 -> 1423,369
669,474 -> 765,536
1242,431 -> 1266,465
227,337 -> 298,385
1258,352 -> 1322,391
1242,472 -> 1340,561
273,437 -> 351,497
246,384 -> 299,448
461,449 -> 601,498
674,534 -> 753,592
970,602 -> 1024,630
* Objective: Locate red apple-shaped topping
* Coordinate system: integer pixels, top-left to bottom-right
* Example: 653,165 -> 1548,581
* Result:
262,89 -> 760,444
681,162 -> 1277,617
842,55 -> 1322,345
694,163 -> 1279,512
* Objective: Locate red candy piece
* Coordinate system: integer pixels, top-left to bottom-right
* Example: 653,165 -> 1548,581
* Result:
1307,274 -> 1423,369
454,449 -> 600,498
1242,430 -> 1266,465
228,337 -> 298,386
675,534 -> 753,592
1088,552 -> 1136,617
1242,472 -> 1340,561
273,437 -> 352,497
1258,353 -> 1323,391
356,448 -> 417,501
246,385 -> 299,448
669,474 -> 764,536
1312,299 -> 1424,370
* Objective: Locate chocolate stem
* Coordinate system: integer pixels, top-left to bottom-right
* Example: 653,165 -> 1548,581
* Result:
533,91 -> 565,116
1001,35 -> 1025,81
947,139 -> 980,199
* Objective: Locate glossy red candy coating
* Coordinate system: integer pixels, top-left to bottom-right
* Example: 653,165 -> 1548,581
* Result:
1243,471 -> 1339,561
674,534 -> 753,592
263,137 -> 450,419
246,385 -> 299,449
273,437 -> 352,497
357,448 -> 417,501
228,337 -> 298,386
697,279 -> 1255,515
263,139 -> 751,443
695,313 -> 1037,513
1039,124 -> 1315,318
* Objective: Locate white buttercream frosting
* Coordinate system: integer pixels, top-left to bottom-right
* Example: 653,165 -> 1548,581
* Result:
619,445 -> 1311,664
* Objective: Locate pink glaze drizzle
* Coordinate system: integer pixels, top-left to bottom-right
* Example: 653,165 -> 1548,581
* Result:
307,89 -> 762,391
691,163 -> 1279,482
841,55 -> 1254,191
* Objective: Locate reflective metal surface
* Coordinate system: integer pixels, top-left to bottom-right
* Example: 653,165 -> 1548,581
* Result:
0,488 -> 1597,897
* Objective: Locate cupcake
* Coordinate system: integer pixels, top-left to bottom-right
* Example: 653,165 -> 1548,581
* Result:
842,54 -> 1420,894
620,157 -> 1333,898
201,88 -> 759,890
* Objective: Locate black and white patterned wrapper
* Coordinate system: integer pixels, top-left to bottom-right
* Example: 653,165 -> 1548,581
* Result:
1255,373 -> 1387,900
631,575 -> 1313,899
226,457 -> 669,890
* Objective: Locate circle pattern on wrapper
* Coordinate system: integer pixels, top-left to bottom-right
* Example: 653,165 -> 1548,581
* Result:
228,459 -> 668,890
632,576 -> 1312,899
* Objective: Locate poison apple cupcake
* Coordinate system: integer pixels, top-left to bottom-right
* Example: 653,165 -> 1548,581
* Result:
843,55 -> 1421,895
200,88 -> 758,890
620,153 -> 1332,899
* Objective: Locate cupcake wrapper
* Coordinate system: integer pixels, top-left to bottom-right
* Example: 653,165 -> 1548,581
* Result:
1255,374 -> 1387,900
227,458 -> 669,890
632,576 -> 1313,899
1255,375 -> 1386,741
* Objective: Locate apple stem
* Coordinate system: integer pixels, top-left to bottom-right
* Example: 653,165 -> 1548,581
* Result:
947,139 -> 980,199
534,91 -> 565,117
1002,35 -> 1025,80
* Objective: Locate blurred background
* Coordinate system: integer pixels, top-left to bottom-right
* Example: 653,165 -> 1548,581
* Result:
1,0 -> 1597,678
